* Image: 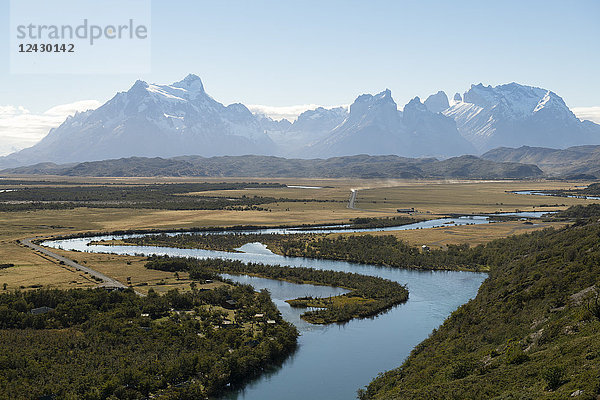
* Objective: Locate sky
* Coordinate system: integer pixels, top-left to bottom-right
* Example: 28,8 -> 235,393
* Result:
0,0 -> 599,154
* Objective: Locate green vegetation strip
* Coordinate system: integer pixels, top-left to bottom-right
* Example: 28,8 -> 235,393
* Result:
360,205 -> 600,400
123,231 -> 487,272
145,257 -> 409,324
0,285 -> 297,399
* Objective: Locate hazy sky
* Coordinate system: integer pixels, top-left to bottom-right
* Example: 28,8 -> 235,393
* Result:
0,0 -> 598,155
1,0 -> 599,110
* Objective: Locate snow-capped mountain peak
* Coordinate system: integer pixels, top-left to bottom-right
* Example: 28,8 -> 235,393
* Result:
445,82 -> 600,151
1,78 -> 599,169
424,91 -> 449,113
301,89 -> 474,158
348,89 -> 398,123
0,75 -> 276,167
172,74 -> 206,95
404,96 -> 428,113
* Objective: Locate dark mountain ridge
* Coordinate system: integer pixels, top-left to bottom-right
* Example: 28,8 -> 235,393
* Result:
482,145 -> 600,178
1,154 -> 543,179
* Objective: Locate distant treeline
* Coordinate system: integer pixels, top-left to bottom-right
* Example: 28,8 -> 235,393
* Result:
301,216 -> 419,230
0,199 -> 275,212
577,182 -> 600,195
0,181 -> 340,211
349,216 -> 417,228
0,286 -> 297,399
145,256 -> 409,324
555,204 -> 600,220
280,235 -> 489,271
124,232 -> 486,271
526,182 -> 600,200
127,232 -> 301,252
0,179 -> 103,186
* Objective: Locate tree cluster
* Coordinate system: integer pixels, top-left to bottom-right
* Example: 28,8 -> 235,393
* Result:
0,286 -> 297,399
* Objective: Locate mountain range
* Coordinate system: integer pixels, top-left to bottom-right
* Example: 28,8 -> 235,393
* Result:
482,145 -> 600,179
444,83 -> 600,152
0,75 -> 598,169
0,154 -> 543,179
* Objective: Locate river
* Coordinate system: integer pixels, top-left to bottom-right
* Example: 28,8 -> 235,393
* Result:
43,222 -> 492,400
512,190 -> 600,200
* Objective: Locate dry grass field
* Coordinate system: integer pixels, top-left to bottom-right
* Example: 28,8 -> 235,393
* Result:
0,241 -> 97,291
353,180 -> 595,214
347,220 -> 570,249
0,176 -> 596,291
49,249 -> 225,295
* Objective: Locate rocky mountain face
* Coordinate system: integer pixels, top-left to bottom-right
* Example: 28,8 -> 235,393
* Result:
0,75 -> 276,168
1,78 -> 599,169
424,91 -> 450,113
267,106 -> 348,156
443,83 -> 600,152
303,90 -> 475,158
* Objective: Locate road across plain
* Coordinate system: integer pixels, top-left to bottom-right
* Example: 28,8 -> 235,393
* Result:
21,237 -> 128,289
348,189 -> 357,209
347,189 -> 398,214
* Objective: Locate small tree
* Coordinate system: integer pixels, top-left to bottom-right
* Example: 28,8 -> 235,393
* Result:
542,366 -> 564,391
357,388 -> 368,400
586,288 -> 600,321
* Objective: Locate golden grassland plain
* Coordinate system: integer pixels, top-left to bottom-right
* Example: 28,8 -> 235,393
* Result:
353,220 -> 570,249
0,177 -> 597,291
353,180 -> 595,214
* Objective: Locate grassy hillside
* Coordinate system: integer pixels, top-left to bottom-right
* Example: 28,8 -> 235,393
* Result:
361,207 -> 600,399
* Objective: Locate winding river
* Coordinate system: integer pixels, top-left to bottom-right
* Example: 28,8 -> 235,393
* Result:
512,190 -> 600,200
41,217 -> 506,399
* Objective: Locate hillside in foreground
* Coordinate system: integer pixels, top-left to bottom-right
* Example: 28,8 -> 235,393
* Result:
362,205 -> 600,399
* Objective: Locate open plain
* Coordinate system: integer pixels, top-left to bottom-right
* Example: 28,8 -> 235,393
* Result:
0,177 -> 594,291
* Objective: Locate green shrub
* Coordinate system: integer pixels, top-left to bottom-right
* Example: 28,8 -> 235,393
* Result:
449,361 -> 473,380
505,344 -> 530,365
542,366 -> 565,391
586,290 -> 600,322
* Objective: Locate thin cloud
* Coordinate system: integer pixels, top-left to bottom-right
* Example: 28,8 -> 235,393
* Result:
0,100 -> 101,156
573,107 -> 600,124
247,104 -> 348,122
